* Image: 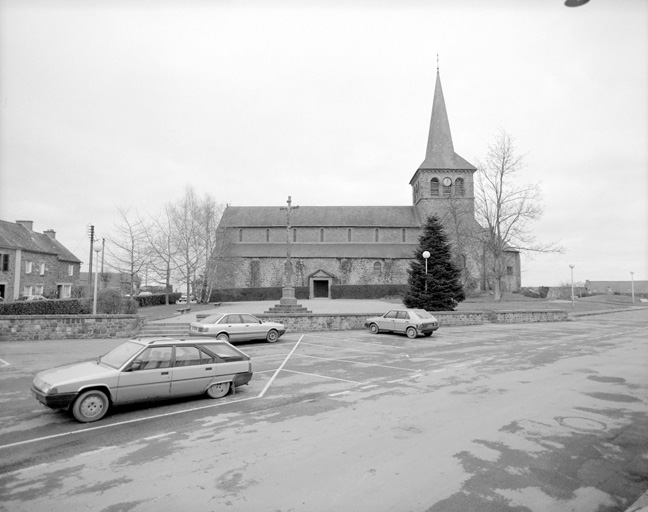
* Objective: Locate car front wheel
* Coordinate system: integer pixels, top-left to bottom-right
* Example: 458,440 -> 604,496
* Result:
72,389 -> 109,423
207,382 -> 230,398
266,329 -> 279,343
369,323 -> 380,335
406,327 -> 418,339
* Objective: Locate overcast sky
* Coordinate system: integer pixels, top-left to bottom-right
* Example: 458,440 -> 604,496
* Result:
1,0 -> 646,287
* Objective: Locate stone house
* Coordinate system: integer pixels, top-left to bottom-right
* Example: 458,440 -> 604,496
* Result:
0,220 -> 82,301
214,70 -> 521,298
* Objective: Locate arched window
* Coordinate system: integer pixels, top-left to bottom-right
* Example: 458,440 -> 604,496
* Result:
402,229 -> 406,243
238,229 -> 243,242
442,178 -> 452,197
347,228 -> 352,242
430,178 -> 440,196
373,261 -> 382,276
455,177 -> 465,196
374,229 -> 379,242
320,229 -> 324,242
265,229 -> 270,242
293,229 -> 297,242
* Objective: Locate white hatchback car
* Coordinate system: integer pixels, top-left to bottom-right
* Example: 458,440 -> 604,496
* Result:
364,309 -> 439,338
31,337 -> 252,423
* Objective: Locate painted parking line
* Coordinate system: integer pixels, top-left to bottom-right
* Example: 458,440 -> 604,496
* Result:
282,369 -> 365,384
0,358 -> 10,367
295,353 -> 420,373
329,391 -> 351,397
301,341 -> 399,356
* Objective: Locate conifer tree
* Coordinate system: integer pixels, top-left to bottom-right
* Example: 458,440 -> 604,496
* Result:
403,215 -> 465,311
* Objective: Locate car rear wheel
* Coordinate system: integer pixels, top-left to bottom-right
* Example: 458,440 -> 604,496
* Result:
216,333 -> 229,341
72,389 -> 109,423
266,329 -> 279,343
406,327 -> 418,339
369,323 -> 380,335
206,382 -> 230,399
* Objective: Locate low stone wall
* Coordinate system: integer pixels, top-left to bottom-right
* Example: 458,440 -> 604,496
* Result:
0,315 -> 145,341
486,310 -> 568,324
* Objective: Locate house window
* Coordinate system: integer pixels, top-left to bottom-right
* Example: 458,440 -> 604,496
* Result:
26,261 -> 33,274
373,261 -> 382,276
347,229 -> 352,242
35,284 -> 44,295
507,266 -> 514,276
23,285 -> 33,296
238,229 -> 243,242
266,229 -> 270,242
455,177 -> 465,196
62,285 -> 72,298
39,263 -> 45,275
1,254 -> 9,272
68,264 -> 74,276
320,229 -> 324,242
374,229 -> 379,242
430,178 -> 440,196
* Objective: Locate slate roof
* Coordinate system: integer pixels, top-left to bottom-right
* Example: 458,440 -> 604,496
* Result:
221,206 -> 422,228
0,220 -> 82,263
417,71 -> 476,171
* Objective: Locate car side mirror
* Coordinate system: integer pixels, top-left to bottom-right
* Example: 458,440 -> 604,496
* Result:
128,361 -> 142,372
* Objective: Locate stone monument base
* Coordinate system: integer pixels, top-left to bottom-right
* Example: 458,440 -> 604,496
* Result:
265,286 -> 312,314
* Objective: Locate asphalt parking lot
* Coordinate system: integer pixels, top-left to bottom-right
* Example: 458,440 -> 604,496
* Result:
0,309 -> 647,512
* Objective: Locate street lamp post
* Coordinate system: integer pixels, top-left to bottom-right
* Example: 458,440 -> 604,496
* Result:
569,264 -> 575,309
422,251 -> 431,291
630,271 -> 635,303
93,245 -> 101,315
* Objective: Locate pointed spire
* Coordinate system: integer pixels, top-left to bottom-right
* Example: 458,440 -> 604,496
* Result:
418,69 -> 476,171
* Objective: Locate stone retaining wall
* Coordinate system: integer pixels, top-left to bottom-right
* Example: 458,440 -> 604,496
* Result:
486,310 -> 569,323
0,315 -> 145,341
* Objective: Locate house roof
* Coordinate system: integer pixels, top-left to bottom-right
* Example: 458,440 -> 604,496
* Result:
226,243 -> 419,259
220,205 -> 422,228
417,71 -> 476,172
0,220 -> 82,263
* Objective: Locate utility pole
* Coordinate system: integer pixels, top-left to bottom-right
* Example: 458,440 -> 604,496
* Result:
86,225 -> 95,299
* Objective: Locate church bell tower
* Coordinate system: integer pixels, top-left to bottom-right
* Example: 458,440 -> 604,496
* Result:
410,69 -> 477,223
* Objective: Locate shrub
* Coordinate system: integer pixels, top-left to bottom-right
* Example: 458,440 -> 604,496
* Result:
0,298 -> 89,316
96,289 -> 125,314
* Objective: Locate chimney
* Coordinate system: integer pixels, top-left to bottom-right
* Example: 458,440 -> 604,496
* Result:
44,229 -> 56,240
16,220 -> 34,231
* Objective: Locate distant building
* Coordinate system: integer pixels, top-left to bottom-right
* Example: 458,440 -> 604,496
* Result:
79,271 -> 141,296
214,70 -> 521,297
0,220 -> 82,301
586,280 -> 648,296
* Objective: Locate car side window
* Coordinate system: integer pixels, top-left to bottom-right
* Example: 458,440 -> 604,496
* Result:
174,346 -> 202,367
396,311 -> 407,319
385,311 -> 397,319
224,314 -> 242,324
131,347 -> 172,371
240,314 -> 260,324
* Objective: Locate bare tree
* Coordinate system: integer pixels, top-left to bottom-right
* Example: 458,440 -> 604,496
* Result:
140,209 -> 177,305
105,207 -> 150,296
195,195 -> 225,302
475,129 -> 563,300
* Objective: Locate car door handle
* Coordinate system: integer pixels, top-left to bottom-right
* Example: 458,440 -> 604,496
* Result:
206,367 -> 212,371
161,371 -> 169,375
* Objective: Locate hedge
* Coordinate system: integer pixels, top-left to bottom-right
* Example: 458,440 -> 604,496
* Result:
207,284 -> 407,302
0,298 -> 90,316
135,293 -> 182,307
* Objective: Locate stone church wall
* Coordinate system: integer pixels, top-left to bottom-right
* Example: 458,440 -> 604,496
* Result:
216,257 -> 412,289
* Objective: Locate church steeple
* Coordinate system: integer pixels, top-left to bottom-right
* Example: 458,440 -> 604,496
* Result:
419,70 -> 476,171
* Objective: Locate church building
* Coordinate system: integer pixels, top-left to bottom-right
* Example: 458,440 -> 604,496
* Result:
214,70 -> 521,298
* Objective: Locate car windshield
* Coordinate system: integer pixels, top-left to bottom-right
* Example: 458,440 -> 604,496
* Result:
201,314 -> 225,324
412,309 -> 434,319
99,341 -> 145,369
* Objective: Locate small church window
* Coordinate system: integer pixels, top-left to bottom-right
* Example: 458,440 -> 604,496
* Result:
293,229 -> 297,242
374,229 -> 379,242
507,266 -> 513,276
430,178 -> 440,196
266,229 -> 270,242
347,228 -> 352,242
373,261 -> 382,276
402,229 -> 406,243
320,229 -> 324,242
442,180 -> 452,197
455,177 -> 465,196
238,229 -> 243,242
